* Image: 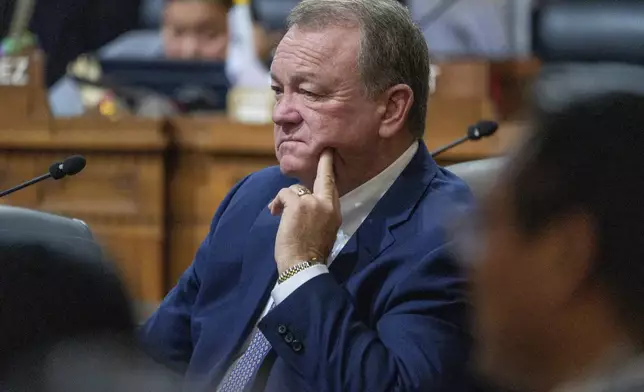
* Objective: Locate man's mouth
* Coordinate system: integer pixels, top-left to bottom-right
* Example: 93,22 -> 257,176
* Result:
278,139 -> 304,147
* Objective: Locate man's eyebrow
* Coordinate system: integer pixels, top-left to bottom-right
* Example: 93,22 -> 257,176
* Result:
270,72 -> 282,84
270,71 -> 319,85
294,71 -> 323,86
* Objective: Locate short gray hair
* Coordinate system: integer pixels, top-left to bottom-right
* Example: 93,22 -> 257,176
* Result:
287,0 -> 430,138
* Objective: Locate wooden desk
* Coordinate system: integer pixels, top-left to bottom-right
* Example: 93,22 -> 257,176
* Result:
0,51 -> 170,303
167,117 -> 279,286
0,116 -> 168,303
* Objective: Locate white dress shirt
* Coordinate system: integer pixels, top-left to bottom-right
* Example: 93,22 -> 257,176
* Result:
221,141 -> 419,377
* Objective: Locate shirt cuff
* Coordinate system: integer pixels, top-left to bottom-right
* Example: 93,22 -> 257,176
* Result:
271,264 -> 329,305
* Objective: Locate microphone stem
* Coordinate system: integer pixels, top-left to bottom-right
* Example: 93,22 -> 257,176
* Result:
430,136 -> 469,158
0,173 -> 51,198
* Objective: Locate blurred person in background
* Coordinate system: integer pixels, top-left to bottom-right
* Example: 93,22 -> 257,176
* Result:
48,0 -> 235,117
141,0 -> 283,64
162,0 -> 232,60
467,66 -> 644,392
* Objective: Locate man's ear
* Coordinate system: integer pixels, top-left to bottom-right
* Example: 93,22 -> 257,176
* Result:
536,211 -> 597,309
378,84 -> 414,139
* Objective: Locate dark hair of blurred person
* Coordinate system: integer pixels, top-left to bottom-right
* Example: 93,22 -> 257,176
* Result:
469,66 -> 644,392
0,239 -> 135,376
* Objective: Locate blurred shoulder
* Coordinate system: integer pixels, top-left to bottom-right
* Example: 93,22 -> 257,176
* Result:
411,165 -> 475,241
429,167 -> 475,208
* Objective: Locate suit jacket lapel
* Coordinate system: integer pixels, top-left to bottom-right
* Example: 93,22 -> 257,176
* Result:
240,207 -> 281,299
331,142 -> 438,280
221,178 -> 296,365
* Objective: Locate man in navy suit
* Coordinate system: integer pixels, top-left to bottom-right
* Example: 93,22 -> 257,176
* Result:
141,0 -> 475,390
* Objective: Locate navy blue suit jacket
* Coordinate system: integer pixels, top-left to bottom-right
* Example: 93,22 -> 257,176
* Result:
141,143 -> 476,391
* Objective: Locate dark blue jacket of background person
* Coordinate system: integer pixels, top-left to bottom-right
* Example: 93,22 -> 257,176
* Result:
140,143 -> 476,391
28,0 -> 141,87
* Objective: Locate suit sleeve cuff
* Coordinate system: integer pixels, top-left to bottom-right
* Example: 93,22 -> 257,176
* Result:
271,264 -> 329,305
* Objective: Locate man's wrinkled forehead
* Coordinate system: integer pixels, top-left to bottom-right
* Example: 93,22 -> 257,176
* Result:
289,24 -> 360,52
273,26 -> 360,72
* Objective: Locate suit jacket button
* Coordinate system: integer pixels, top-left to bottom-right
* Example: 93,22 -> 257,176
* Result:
277,324 -> 287,335
284,332 -> 294,343
291,340 -> 303,352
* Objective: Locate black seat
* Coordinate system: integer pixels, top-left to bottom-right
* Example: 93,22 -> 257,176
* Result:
0,205 -> 103,262
0,205 -> 92,236
446,158 -> 505,197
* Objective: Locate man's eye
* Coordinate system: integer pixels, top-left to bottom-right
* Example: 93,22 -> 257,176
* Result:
271,86 -> 283,95
300,89 -> 319,98
205,31 -> 224,39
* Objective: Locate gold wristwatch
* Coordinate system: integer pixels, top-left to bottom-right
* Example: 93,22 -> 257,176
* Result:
278,257 -> 321,284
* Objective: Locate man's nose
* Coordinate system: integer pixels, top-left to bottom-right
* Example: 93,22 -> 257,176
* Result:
179,37 -> 199,59
272,94 -> 302,126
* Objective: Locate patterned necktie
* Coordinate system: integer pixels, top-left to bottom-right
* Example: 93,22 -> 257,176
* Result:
218,230 -> 348,391
217,304 -> 276,392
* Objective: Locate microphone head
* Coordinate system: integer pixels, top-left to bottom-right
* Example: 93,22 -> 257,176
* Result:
467,121 -> 499,140
61,155 -> 87,176
48,162 -> 66,180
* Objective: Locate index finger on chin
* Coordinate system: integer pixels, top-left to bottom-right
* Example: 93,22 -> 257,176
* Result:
313,149 -> 336,198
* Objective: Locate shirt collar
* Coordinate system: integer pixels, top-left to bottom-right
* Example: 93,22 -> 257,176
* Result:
338,141 -> 419,237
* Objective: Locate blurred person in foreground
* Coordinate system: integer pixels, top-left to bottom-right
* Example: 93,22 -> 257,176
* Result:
0,232 -> 181,391
468,65 -> 644,392
0,240 -> 133,372
48,0 -> 234,117
141,0 -> 476,391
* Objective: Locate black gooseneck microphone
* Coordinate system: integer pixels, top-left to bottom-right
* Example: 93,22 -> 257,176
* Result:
430,120 -> 499,158
0,155 -> 87,198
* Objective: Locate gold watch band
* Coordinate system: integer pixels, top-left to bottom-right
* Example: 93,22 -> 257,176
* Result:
278,257 -> 321,283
